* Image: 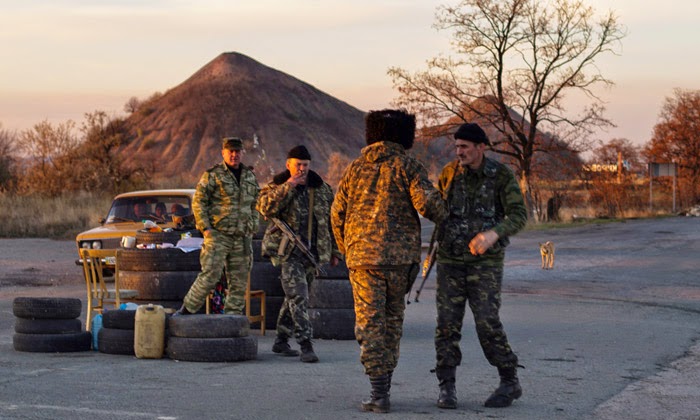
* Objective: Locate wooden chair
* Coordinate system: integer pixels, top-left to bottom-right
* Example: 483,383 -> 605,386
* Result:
81,248 -> 138,331
205,272 -> 266,335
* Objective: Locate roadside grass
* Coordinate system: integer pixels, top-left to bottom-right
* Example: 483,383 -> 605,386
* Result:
0,193 -> 112,239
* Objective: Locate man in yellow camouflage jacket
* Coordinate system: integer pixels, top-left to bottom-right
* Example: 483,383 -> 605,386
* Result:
257,145 -> 341,363
175,137 -> 260,316
331,109 -> 447,413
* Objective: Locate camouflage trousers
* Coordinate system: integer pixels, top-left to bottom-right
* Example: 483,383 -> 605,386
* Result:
435,262 -> 518,369
277,256 -> 315,343
183,231 -> 252,315
349,266 -> 411,377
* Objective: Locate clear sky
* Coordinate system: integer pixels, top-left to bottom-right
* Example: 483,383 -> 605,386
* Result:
1,0 -> 698,149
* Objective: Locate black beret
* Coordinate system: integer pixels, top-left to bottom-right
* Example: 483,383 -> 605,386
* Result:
365,109 -> 416,150
454,123 -> 489,145
222,137 -> 243,150
287,145 -> 312,160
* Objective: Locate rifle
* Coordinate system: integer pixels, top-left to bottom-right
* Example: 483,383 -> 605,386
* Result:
269,217 -> 325,275
409,238 -> 438,303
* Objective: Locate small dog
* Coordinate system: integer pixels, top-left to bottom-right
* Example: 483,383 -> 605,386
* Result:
539,241 -> 555,270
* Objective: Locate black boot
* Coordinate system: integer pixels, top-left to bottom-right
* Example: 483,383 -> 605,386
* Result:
436,367 -> 457,409
484,366 -> 522,408
299,340 -> 319,363
361,374 -> 391,413
272,337 -> 299,357
172,304 -> 193,317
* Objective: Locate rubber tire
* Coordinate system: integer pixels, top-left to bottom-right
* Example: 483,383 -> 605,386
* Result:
310,308 -> 356,340
309,278 -> 354,309
135,229 -> 201,246
248,296 -> 284,331
119,270 -> 198,300
102,310 -> 136,330
12,297 -> 82,320
168,314 -> 250,338
13,332 -> 91,353
252,239 -> 267,263
253,220 -> 267,240
118,248 -> 201,271
317,260 -> 350,279
250,263 -> 284,296
98,327 -> 135,355
166,336 -> 257,362
14,318 -> 82,334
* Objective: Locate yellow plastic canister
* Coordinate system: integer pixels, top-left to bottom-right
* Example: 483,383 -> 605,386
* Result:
134,304 -> 166,359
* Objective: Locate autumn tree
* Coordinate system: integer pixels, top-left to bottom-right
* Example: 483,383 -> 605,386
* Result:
0,123 -> 18,192
389,0 -> 626,219
644,89 -> 700,206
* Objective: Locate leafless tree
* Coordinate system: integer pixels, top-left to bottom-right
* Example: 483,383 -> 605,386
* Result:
389,0 -> 626,219
0,123 -> 18,192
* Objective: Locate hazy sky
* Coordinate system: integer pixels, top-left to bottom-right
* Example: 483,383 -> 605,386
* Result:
1,0 -> 699,148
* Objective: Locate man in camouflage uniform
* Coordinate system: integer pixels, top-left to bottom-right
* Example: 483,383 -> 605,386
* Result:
331,109 -> 447,413
257,145 -> 341,363
175,137 -> 260,316
433,123 -> 527,409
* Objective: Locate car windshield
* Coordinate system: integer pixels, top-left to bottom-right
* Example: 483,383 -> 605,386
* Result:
105,195 -> 193,224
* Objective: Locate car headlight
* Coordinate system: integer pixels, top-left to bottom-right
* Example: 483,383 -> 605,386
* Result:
92,241 -> 102,249
80,241 -> 103,249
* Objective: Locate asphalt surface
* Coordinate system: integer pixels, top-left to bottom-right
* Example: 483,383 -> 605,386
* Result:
0,217 -> 699,420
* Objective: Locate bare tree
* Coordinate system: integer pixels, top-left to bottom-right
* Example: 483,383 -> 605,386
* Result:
124,96 -> 142,114
0,123 -> 18,192
389,0 -> 626,219
644,89 -> 700,206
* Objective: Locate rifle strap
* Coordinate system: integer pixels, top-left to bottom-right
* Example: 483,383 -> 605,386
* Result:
307,188 -> 314,248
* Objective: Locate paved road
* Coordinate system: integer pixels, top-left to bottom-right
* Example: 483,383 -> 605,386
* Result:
0,217 -> 699,419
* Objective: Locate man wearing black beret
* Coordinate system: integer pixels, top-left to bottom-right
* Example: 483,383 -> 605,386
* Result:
433,122 -> 527,409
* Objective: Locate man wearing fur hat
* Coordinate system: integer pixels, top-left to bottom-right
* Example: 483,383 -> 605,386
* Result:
433,122 -> 527,409
257,145 -> 341,363
175,137 -> 260,316
331,109 -> 447,413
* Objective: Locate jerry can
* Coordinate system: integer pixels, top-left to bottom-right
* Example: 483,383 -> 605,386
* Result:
134,304 -> 165,359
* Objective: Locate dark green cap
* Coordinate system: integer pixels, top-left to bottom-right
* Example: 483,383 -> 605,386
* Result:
222,137 -> 243,150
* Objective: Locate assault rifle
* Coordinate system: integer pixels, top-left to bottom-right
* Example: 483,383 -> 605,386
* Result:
269,217 -> 325,276
409,239 -> 438,303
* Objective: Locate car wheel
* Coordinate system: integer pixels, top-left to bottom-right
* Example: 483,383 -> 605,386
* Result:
119,270 -> 198,300
118,248 -> 201,271
309,278 -> 354,309
168,314 -> 250,338
14,318 -> 82,335
166,336 -> 257,362
13,332 -> 91,353
310,308 -> 356,340
98,327 -> 135,355
102,310 -> 136,330
12,297 -> 82,320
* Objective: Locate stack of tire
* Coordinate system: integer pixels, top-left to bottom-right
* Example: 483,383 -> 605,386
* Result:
166,315 -> 257,362
250,235 -> 284,332
97,309 -> 138,356
118,229 -> 202,311
12,297 -> 91,353
309,260 -> 356,340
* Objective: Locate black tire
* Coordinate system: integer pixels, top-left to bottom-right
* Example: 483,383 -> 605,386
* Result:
102,310 -> 136,330
253,220 -> 267,240
166,336 -> 257,362
118,248 -> 201,272
14,318 -> 82,334
309,278 -> 354,309
168,314 -> 250,338
13,332 -> 91,353
12,297 -> 82,320
317,260 -> 350,279
135,230 -> 184,246
119,270 -> 198,300
310,308 -> 356,340
248,296 -> 284,331
250,263 -> 284,296
98,327 -> 135,355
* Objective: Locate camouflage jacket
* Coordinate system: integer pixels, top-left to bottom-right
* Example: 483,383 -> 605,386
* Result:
193,161 -> 260,237
331,141 -> 447,268
436,157 -> 526,264
257,170 -> 341,266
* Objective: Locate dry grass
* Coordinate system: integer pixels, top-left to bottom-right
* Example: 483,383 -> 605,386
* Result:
0,193 -> 112,239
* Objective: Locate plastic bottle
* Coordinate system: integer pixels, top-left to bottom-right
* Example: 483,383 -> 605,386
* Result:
91,314 -> 103,351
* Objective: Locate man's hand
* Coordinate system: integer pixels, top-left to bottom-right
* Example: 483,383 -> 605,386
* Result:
287,170 -> 307,186
469,230 -> 499,256
330,255 -> 340,267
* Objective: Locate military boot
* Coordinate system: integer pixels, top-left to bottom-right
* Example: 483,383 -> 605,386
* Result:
484,366 -> 522,408
299,340 -> 319,363
436,367 -> 457,409
361,374 -> 391,413
271,337 -> 300,357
